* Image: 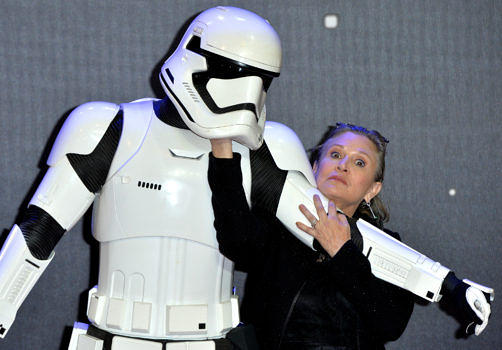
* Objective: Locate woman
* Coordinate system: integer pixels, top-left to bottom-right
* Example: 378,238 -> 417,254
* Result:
208,123 -> 414,349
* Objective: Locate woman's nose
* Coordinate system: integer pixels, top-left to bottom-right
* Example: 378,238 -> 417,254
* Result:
337,156 -> 349,171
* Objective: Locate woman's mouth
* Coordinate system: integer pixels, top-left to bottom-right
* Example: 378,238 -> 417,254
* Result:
328,175 -> 347,185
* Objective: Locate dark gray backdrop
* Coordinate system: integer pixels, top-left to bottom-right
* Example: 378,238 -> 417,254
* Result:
0,1 -> 500,349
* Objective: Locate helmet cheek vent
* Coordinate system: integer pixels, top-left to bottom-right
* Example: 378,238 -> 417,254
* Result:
182,82 -> 201,103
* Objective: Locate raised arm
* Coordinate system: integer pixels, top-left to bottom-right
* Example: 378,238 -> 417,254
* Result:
209,139 -> 274,271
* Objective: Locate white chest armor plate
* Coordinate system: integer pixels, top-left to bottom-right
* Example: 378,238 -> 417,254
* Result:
88,101 -> 251,340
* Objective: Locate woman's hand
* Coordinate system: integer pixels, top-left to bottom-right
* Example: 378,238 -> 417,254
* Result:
296,195 -> 351,258
210,138 -> 233,158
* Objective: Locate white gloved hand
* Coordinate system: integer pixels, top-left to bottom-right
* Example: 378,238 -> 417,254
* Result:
464,279 -> 494,336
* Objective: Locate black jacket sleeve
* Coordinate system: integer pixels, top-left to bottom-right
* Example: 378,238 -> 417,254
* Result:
208,152 -> 273,271
325,229 -> 415,342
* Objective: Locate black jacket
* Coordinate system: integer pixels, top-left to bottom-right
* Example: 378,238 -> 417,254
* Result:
208,153 -> 414,349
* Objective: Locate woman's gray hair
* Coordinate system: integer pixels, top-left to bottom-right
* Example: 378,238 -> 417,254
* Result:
309,122 -> 390,223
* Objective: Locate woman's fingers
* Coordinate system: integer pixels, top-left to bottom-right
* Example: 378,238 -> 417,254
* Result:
337,213 -> 349,225
296,221 -> 316,237
299,204 -> 319,227
298,197 -> 351,257
327,200 -> 349,226
327,200 -> 337,219
298,195 -> 327,229
313,195 -> 327,220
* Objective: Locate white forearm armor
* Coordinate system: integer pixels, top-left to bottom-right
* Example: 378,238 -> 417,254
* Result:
0,225 -> 53,338
356,218 -> 450,302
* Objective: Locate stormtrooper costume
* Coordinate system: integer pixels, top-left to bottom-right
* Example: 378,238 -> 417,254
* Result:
0,5 -> 493,350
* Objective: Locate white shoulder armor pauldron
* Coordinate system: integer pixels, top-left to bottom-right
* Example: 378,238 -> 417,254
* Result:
47,101 -> 120,166
263,121 -> 316,186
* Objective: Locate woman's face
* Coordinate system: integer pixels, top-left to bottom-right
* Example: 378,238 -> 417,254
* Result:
313,131 -> 382,217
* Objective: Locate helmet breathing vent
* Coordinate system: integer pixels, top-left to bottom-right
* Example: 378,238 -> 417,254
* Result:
182,82 -> 200,103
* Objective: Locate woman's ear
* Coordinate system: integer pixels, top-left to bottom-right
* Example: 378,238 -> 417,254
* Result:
365,181 -> 382,203
312,161 -> 318,176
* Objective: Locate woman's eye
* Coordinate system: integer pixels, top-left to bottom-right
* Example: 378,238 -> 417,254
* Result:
355,159 -> 366,167
330,151 -> 341,159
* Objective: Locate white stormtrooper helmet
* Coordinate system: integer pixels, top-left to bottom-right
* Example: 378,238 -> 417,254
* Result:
159,6 -> 282,149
